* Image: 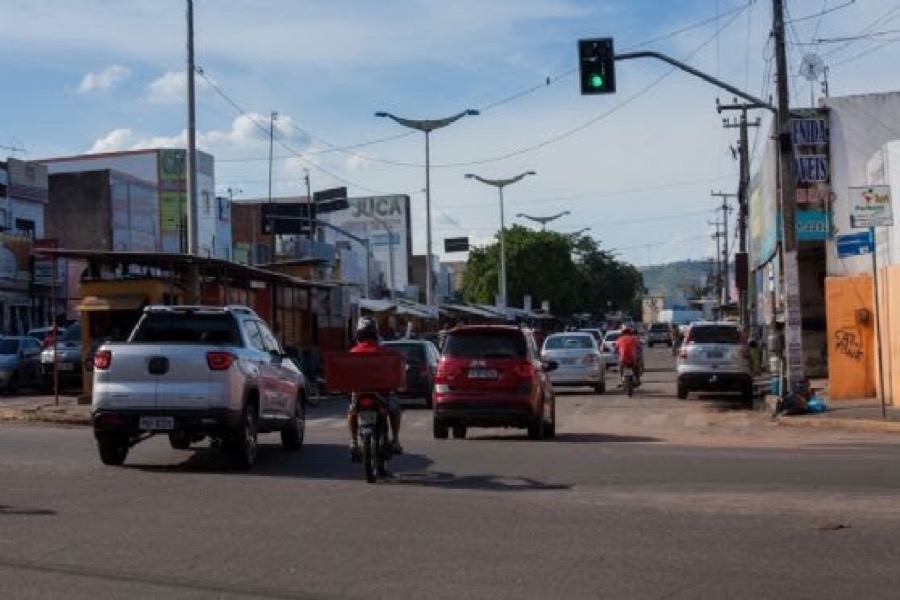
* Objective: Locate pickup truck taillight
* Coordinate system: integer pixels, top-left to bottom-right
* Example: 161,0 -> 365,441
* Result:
93,350 -> 112,370
206,351 -> 236,371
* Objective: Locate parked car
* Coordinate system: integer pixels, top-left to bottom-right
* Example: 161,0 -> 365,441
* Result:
40,323 -> 83,392
600,330 -> 621,370
676,321 -> 753,405
0,336 -> 44,394
432,325 -> 557,440
646,322 -> 673,347
27,326 -> 65,347
541,331 -> 606,394
382,338 -> 440,408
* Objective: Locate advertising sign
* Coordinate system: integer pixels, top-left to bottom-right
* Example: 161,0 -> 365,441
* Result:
848,185 -> 893,228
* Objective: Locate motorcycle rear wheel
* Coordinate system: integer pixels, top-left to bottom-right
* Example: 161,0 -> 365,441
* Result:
361,434 -> 376,483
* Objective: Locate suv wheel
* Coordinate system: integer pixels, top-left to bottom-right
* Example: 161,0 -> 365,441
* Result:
228,404 -> 259,470
544,400 -> 556,439
451,424 -> 467,439
741,382 -> 754,407
97,433 -> 129,466
433,418 -> 449,439
594,381 -> 605,395
527,406 -> 545,440
676,382 -> 689,400
281,394 -> 306,451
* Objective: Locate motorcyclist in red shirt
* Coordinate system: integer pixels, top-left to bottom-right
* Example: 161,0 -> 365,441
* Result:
347,317 -> 403,462
614,325 -> 643,387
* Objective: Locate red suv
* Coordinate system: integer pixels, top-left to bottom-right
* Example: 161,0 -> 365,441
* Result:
432,325 -> 558,440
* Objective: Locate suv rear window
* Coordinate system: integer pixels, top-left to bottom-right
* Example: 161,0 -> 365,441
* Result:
443,330 -> 527,359
383,343 -> 425,362
688,325 -> 741,344
130,313 -> 241,344
649,323 -> 668,332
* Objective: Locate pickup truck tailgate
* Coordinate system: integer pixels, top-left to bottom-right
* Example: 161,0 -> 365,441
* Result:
93,344 -> 217,410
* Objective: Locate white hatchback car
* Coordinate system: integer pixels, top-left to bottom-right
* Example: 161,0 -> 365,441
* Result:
541,332 -> 606,394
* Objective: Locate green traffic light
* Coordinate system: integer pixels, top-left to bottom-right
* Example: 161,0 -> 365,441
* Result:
590,73 -> 604,89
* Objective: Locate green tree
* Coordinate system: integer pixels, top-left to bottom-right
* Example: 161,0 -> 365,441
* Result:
461,226 -> 644,318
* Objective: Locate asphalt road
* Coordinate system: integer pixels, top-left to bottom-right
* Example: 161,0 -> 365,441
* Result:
2,347 -> 899,599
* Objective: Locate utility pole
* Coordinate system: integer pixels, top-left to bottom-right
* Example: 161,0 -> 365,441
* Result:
718,101 -> 761,330
267,110 -> 278,263
711,192 -> 734,306
774,0 -> 804,393
709,219 -> 724,309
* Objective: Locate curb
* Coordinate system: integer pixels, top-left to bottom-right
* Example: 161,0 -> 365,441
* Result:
772,414 -> 900,433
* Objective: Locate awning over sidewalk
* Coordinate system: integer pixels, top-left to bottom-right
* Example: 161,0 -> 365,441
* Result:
359,298 -> 396,313
76,294 -> 147,312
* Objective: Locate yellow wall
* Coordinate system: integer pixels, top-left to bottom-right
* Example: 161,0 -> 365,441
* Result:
825,274 -> 876,400
876,265 -> 900,406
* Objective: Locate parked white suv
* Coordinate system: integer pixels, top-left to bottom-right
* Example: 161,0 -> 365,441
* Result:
675,321 -> 753,405
91,305 -> 307,469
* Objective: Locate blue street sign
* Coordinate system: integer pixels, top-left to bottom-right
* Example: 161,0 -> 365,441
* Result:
836,230 -> 873,258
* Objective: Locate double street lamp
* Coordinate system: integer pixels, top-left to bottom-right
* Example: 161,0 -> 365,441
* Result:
516,210 -> 570,230
375,109 -> 479,309
465,171 -> 537,309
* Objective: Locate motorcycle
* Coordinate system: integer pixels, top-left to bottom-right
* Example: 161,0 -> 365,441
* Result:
324,351 -> 406,484
353,391 -> 393,483
621,365 -> 636,397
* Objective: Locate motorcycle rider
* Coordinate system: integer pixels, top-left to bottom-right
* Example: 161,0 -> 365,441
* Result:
615,325 -> 643,387
347,316 -> 403,462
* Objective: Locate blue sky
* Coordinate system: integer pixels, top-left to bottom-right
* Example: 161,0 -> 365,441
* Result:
3,0 -> 900,269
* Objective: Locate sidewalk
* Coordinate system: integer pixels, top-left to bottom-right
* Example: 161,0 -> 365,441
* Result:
1,386 -> 899,433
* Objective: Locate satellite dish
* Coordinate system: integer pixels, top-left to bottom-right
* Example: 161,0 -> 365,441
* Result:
800,53 -> 826,81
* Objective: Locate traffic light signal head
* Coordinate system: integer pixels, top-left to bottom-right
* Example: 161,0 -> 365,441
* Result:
579,37 -> 616,95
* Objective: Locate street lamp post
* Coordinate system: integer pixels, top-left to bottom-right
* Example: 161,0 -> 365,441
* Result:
374,109 -> 479,308
516,211 -> 570,231
465,171 -> 537,309
267,110 -> 278,263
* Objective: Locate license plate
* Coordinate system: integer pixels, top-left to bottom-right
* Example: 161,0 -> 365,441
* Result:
139,416 -> 175,431
561,358 -> 576,365
706,351 -> 724,359
358,411 -> 377,426
468,369 -> 497,379
58,363 -> 74,371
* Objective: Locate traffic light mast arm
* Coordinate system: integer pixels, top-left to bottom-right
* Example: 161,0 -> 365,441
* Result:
614,50 -> 777,114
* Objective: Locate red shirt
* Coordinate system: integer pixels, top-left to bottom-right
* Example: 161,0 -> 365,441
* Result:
615,334 -> 640,365
350,339 -> 381,353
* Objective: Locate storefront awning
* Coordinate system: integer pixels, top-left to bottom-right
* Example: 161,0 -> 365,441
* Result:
76,294 -> 147,312
359,298 -> 396,313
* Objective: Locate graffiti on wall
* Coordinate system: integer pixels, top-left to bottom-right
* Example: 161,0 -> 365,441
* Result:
834,328 -> 864,361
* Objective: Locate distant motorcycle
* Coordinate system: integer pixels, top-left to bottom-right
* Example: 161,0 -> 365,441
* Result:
621,365 -> 636,397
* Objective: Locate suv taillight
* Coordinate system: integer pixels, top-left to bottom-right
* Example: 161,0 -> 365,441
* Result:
93,349 -> 112,370
206,351 -> 235,371
512,362 -> 535,379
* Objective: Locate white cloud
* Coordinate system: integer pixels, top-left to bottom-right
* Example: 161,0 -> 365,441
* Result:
144,71 -> 185,105
77,64 -> 130,94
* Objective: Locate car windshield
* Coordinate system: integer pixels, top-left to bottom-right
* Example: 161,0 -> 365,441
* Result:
0,339 -> 19,354
443,330 -> 527,359
650,324 -> 667,332
604,332 -> 620,343
60,325 -> 81,342
689,325 -> 741,344
545,335 -> 593,350
383,343 -> 424,361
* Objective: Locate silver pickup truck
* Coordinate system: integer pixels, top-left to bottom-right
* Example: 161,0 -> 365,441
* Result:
91,305 -> 307,469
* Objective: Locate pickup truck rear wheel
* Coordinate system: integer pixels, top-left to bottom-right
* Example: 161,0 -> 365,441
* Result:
527,406 -> 545,440
281,395 -> 306,451
228,404 -> 258,470
433,418 -> 449,439
168,431 -> 192,450
97,433 -> 129,466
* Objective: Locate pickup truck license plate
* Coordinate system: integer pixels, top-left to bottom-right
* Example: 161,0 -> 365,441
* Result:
139,416 -> 175,431
58,363 -> 74,371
